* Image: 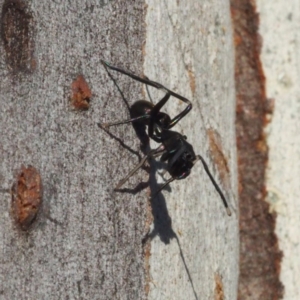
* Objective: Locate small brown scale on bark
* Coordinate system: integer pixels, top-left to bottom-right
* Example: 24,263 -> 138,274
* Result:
71,75 -> 92,110
11,165 -> 42,230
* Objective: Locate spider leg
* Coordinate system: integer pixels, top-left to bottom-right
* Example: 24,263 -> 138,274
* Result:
115,144 -> 165,190
148,92 -> 171,143
196,155 -> 231,216
98,115 -> 150,129
145,82 -> 154,103
150,177 -> 175,199
101,60 -> 192,127
101,60 -> 166,90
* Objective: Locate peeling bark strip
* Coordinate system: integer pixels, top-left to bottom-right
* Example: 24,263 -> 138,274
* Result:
11,165 -> 42,230
1,0 -> 35,73
230,1 -> 284,299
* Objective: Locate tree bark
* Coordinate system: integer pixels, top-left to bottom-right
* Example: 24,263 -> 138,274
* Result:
144,1 -> 238,299
256,1 -> 300,299
0,1 -> 238,299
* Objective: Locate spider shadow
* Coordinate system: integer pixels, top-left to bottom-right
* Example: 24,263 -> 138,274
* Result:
101,63 -> 199,300
103,127 -> 199,300
101,62 -> 176,243
144,160 -> 199,300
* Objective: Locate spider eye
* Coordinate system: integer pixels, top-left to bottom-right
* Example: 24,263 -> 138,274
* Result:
157,113 -> 171,128
185,152 -> 193,161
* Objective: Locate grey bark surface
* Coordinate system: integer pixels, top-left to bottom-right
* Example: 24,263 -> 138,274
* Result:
0,1 -> 238,300
144,1 -> 238,299
257,1 -> 300,298
0,1 -> 147,299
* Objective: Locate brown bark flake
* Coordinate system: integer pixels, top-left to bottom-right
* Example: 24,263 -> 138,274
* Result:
11,165 -> 42,230
214,274 -> 224,300
207,129 -> 230,190
71,75 -> 92,110
230,1 -> 284,299
187,67 -> 196,95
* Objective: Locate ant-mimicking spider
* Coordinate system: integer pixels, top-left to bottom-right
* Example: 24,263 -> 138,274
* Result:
99,60 -> 231,216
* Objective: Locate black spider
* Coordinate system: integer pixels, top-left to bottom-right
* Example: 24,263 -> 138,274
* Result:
99,60 -> 231,216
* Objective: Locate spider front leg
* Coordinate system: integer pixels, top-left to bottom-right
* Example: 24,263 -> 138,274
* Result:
147,92 -> 171,142
101,60 -> 193,128
101,60 -> 165,90
98,115 -> 150,129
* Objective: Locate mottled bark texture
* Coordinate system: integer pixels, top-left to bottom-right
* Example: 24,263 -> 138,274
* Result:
0,1 -> 239,299
0,1 -> 148,299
